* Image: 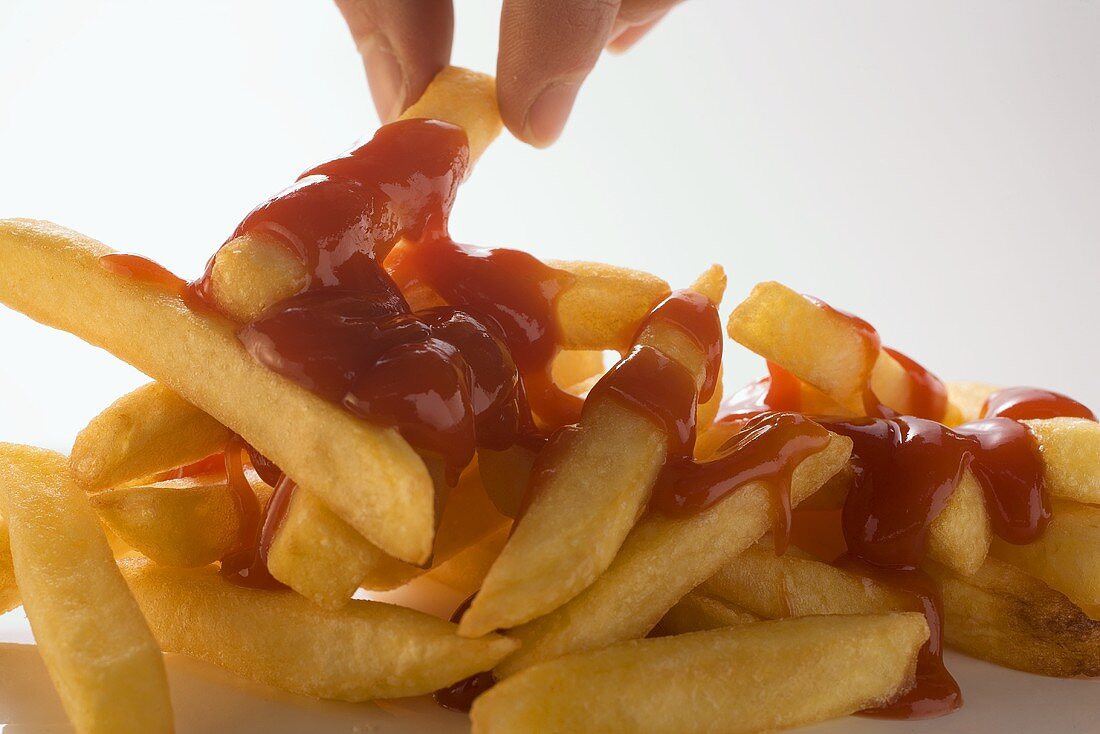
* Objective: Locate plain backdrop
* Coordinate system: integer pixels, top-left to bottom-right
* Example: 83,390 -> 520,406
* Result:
1,0 -> 1097,448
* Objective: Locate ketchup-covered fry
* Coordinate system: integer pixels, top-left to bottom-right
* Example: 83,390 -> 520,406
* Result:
460,270 -> 725,637
0,445 -> 172,734
0,219 -> 435,564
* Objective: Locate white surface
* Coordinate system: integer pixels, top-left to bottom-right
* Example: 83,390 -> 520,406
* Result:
0,1 -> 1097,732
1,604 -> 1097,734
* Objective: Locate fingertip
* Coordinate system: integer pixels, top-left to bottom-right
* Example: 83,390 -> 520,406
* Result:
521,81 -> 583,147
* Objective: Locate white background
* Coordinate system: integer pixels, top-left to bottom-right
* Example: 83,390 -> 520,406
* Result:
1,1 -> 1098,447
0,4 -> 1098,732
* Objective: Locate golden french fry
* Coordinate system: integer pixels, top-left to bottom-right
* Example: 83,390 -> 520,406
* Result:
701,541 -> 907,619
705,539 -> 1100,678
727,282 -> 878,413
0,445 -> 172,734
0,514 -> 19,614
928,557 -> 1100,677
927,470 -> 991,576
473,614 -> 928,734
496,435 -> 852,677
460,400 -> 667,636
548,260 -> 669,352
121,559 -> 517,701
990,499 -> 1100,618
658,591 -> 759,634
268,465 -> 508,608
946,381 -> 999,424
70,382 -> 231,491
461,277 -> 721,637
1025,418 -> 1100,504
0,219 -> 435,564
550,350 -> 605,390
90,472 -> 271,568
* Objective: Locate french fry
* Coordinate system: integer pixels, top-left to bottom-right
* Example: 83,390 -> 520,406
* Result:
90,472 -> 271,567
267,465 -> 509,608
658,591 -> 759,634
70,382 -> 231,490
548,260 -> 670,352
472,614 -> 928,734
1025,418 -> 1100,504
704,540 -> 1100,679
989,499 -> 1100,619
927,470 -> 991,576
0,514 -> 19,614
0,219 -> 435,564
788,465 -> 992,577
121,559 -> 518,701
550,350 -> 605,390
946,381 -> 999,424
460,274 -> 723,637
700,541 -> 907,619
495,434 -> 852,677
209,67 -> 502,323
460,400 -> 667,636
0,445 -> 172,734
727,282 -> 878,413
928,557 -> 1100,677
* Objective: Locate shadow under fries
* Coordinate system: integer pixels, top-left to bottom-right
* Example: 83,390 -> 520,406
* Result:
0,639 -> 469,734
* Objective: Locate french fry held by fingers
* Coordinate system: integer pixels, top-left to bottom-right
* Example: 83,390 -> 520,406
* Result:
0,445 -> 173,734
472,614 -> 929,734
495,434 -> 852,677
459,270 -> 726,637
0,514 -> 19,614
0,219 -> 435,564
267,463 -> 508,609
70,381 -> 231,491
90,471 -> 272,568
206,66 -> 504,322
120,559 -> 518,701
658,591 -> 760,634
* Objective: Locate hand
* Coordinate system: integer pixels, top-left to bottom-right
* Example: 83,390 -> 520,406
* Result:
335,0 -> 682,147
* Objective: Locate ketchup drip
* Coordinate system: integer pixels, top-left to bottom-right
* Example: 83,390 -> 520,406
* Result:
434,594 -> 496,712
652,413 -> 832,556
982,387 -> 1097,422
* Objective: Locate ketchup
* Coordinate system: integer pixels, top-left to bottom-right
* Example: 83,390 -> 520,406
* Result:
981,387 -> 1097,422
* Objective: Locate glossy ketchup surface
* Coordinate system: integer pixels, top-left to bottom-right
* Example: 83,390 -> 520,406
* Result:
981,387 -> 1097,422
181,118 -> 588,586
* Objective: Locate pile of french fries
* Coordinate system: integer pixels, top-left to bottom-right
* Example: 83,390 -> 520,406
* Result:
0,67 -> 1097,734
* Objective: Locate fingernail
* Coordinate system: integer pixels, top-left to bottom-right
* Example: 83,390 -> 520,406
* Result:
523,81 -> 582,148
360,35 -> 407,122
